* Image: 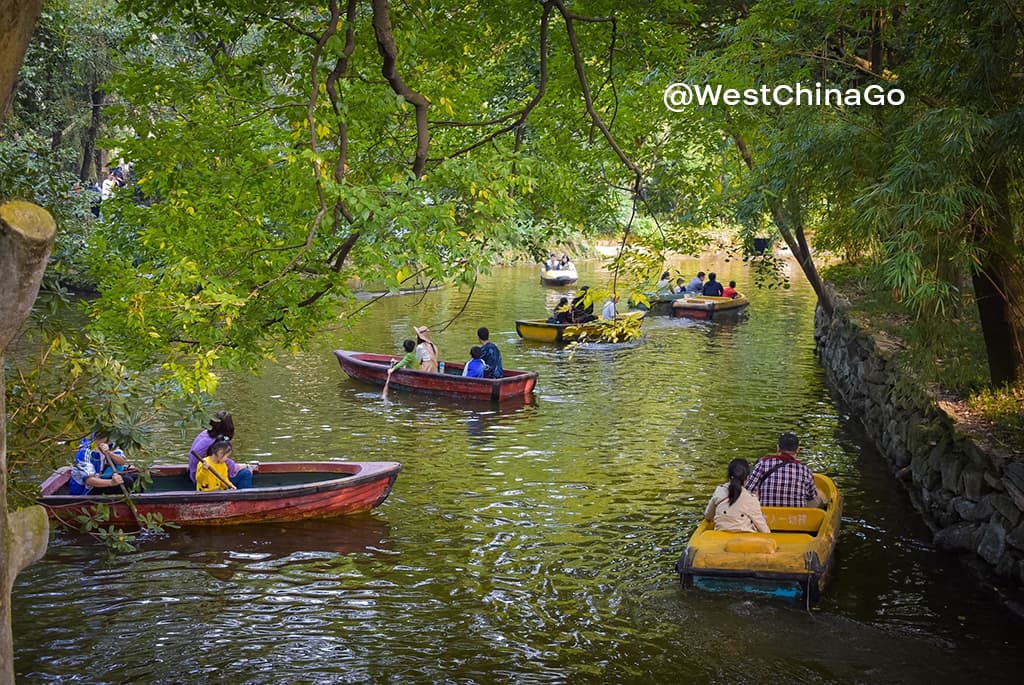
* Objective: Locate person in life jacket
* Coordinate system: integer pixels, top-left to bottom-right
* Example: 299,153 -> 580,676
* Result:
196,437 -> 238,492
69,430 -> 137,495
188,410 -> 254,489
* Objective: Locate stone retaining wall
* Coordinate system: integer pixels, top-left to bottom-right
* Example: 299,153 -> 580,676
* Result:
814,293 -> 1024,596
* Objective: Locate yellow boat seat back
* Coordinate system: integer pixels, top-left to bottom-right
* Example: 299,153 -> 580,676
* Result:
723,536 -> 779,554
763,507 -> 825,533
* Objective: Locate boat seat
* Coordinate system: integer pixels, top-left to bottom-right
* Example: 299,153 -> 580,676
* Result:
723,536 -> 778,554
763,507 -> 825,533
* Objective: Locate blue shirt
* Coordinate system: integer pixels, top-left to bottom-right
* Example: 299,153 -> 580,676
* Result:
463,358 -> 485,378
478,341 -> 503,379
69,436 -> 126,495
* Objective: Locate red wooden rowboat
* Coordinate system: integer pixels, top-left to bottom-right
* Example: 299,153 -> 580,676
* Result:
38,461 -> 401,526
334,349 -> 537,402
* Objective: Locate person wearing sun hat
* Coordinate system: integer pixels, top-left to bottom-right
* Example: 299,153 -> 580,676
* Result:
413,325 -> 440,373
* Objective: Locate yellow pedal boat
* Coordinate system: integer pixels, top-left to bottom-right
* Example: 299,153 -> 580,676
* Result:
676,473 -> 842,602
514,310 -> 645,344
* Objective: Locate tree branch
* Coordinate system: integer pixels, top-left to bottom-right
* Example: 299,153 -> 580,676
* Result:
432,274 -> 477,332
729,129 -> 834,315
248,0 -> 344,299
371,0 -> 430,178
439,1 -> 553,160
552,0 -> 641,193
326,0 -> 358,240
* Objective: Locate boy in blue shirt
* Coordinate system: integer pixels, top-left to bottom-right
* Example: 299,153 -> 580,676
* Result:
69,430 -> 138,495
463,346 -> 485,378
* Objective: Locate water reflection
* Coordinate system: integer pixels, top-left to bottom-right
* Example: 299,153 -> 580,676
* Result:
154,517 -> 391,562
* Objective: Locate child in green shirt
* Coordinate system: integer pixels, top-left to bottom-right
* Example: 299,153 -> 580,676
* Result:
388,339 -> 418,375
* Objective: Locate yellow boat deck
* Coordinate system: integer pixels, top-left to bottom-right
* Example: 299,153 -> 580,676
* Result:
678,474 -> 842,600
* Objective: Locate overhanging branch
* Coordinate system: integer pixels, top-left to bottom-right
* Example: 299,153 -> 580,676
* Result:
372,0 -> 430,178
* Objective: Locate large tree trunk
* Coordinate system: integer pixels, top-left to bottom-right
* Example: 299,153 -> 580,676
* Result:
79,88 -> 105,182
0,201 -> 55,685
971,165 -> 1024,386
0,0 -> 44,118
731,131 -> 834,316
2,4 -> 54,678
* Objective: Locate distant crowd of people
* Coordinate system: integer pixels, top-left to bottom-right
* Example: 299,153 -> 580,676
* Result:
71,165 -> 129,219
657,270 -> 739,299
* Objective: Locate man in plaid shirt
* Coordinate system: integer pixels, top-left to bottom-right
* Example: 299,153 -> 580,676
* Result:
745,432 -> 822,508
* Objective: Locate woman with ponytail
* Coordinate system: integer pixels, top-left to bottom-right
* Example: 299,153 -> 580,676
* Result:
703,458 -> 770,533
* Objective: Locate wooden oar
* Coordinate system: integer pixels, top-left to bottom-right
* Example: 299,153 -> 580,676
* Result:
383,358 -> 397,401
118,480 -> 143,526
97,443 -> 143,526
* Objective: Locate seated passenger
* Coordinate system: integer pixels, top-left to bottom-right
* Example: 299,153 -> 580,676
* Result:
656,271 -> 672,292
388,339 -> 418,375
601,295 -> 619,320
571,286 -> 597,322
196,437 -> 247,491
686,271 -> 706,293
463,346 -> 485,377
704,458 -> 770,533
414,325 -> 440,374
722,280 -> 738,299
672,278 -> 686,294
701,271 -> 724,297
477,327 -> 503,379
69,430 -> 138,495
188,411 -> 253,489
745,432 -> 823,508
550,297 -> 573,323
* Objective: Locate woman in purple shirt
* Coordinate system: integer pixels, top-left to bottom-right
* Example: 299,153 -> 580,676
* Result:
188,411 -> 254,488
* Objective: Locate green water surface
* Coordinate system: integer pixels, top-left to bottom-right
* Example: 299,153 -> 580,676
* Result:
12,258 -> 1023,683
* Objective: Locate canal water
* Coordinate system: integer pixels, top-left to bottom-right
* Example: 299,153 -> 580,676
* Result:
12,258 -> 1023,683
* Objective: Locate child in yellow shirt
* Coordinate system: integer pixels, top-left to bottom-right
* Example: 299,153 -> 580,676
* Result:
196,437 -> 237,492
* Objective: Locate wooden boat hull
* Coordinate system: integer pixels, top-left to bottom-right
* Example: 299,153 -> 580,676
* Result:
671,294 -> 750,320
514,311 -> 645,345
38,461 -> 402,526
676,474 -> 842,602
540,268 -> 578,286
334,350 -> 537,402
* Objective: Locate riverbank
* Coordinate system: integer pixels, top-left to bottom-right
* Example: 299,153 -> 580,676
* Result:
814,276 -> 1024,615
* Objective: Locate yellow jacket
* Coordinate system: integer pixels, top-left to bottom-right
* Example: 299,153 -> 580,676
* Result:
196,459 -> 231,492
